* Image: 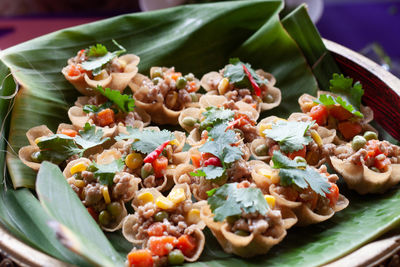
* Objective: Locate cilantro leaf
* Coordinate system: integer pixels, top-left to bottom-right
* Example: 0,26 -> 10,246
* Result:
223,58 -> 268,89
198,123 -> 243,165
315,73 -> 364,118
74,123 -> 110,150
271,151 -> 331,197
37,134 -> 83,164
93,159 -> 125,186
81,39 -> 126,76
115,127 -> 174,155
82,101 -> 113,114
207,183 -> 270,222
190,165 -> 226,180
88,44 -> 108,57
199,107 -> 234,131
264,121 -> 313,153
95,86 -> 135,113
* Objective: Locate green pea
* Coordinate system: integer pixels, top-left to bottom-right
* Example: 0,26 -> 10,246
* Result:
141,163 -> 154,179
150,67 -> 163,79
294,156 -> 307,164
31,151 -> 43,163
226,215 -> 240,224
234,128 -> 244,139
176,76 -> 187,90
263,94 -> 274,103
234,230 -> 250,236
370,167 -> 380,173
107,202 -> 123,218
254,144 -> 268,156
86,164 -> 98,172
182,116 -> 197,127
98,210 -> 111,226
168,249 -> 185,265
190,92 -> 198,102
73,173 -> 83,180
154,211 -> 169,222
363,131 -> 378,141
351,135 -> 367,151
185,73 -> 195,81
152,77 -> 163,85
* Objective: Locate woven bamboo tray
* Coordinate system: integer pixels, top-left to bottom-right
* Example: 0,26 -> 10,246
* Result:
1,39 -> 400,267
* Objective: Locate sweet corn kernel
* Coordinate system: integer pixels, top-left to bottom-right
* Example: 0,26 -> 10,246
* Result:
170,139 -> 180,147
264,195 -> 276,209
258,123 -> 272,137
137,192 -> 154,205
70,162 -> 88,175
273,118 -> 287,123
101,186 -> 111,205
257,168 -> 280,184
218,78 -> 229,95
167,188 -> 186,204
74,180 -> 86,188
94,69 -> 109,81
310,130 -> 323,147
125,153 -> 143,170
186,209 -> 201,224
155,196 -> 175,210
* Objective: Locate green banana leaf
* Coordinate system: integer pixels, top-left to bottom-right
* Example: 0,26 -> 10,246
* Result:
0,1 -> 399,267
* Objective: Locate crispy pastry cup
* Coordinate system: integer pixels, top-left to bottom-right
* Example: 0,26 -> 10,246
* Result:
62,54 -> 140,96
330,156 -> 400,194
19,124 -> 79,171
269,183 -> 349,226
200,69 -> 281,112
123,184 -> 206,251
129,71 -> 201,125
200,205 -> 291,258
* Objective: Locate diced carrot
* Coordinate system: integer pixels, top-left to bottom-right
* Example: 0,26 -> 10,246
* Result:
328,105 -> 353,121
60,129 -> 78,137
147,222 -> 166,237
152,156 -> 168,178
337,121 -> 362,140
190,153 -> 202,168
67,64 -> 83,77
87,207 -> 98,222
287,146 -> 307,160
170,72 -> 182,81
237,181 -> 250,188
127,249 -> 154,267
374,157 -> 390,172
176,234 -> 197,257
308,104 -> 328,126
326,183 -> 339,208
96,108 -> 115,127
148,236 -> 177,256
187,81 -> 198,93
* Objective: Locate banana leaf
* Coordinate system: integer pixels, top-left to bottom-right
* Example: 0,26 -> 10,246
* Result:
0,1 -> 399,267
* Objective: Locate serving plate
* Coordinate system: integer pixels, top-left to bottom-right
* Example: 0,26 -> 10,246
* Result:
0,1 -> 400,266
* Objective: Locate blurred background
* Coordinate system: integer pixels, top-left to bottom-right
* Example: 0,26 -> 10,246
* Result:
0,0 -> 399,76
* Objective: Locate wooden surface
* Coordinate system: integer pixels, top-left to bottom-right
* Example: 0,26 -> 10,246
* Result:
1,39 -> 400,267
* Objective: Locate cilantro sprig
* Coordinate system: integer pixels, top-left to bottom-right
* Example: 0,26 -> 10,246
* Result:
207,183 -> 270,222
36,124 -> 110,164
81,39 -> 126,76
223,58 -> 267,89
314,73 -> 364,118
199,106 -> 235,131
190,123 -> 243,180
264,121 -> 313,153
116,127 -> 175,155
271,151 -> 331,197
93,85 -> 135,113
